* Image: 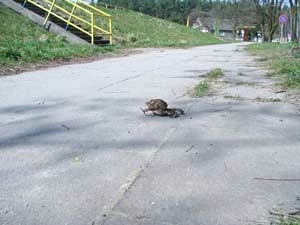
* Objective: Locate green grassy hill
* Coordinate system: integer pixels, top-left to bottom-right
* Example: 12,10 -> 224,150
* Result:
102,7 -> 223,47
0,3 -> 223,71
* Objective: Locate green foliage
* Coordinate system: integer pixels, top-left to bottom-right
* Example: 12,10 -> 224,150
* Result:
248,43 -> 300,89
269,58 -> 300,74
284,71 -> 300,88
100,0 -> 203,24
278,218 -> 300,225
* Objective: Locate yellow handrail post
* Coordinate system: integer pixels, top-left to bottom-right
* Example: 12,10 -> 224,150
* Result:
186,16 -> 190,27
66,0 -> 78,30
91,13 -> 94,44
109,16 -> 112,44
43,0 -> 56,26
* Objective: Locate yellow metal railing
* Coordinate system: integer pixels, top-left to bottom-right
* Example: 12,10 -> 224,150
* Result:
23,0 -> 112,44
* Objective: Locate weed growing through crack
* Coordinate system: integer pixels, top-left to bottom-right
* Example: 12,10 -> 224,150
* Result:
206,68 -> 224,79
192,81 -> 210,97
224,95 -> 244,100
255,97 -> 281,102
235,81 -> 256,86
191,68 -> 225,97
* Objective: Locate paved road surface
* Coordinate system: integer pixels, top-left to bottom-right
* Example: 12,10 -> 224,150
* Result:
1,43 -> 300,225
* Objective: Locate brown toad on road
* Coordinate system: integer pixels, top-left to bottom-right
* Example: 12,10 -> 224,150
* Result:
140,99 -> 185,118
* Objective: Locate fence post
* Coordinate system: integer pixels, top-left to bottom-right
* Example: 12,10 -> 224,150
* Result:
22,0 -> 28,7
43,0 -> 56,26
109,16 -> 112,44
186,16 -> 190,27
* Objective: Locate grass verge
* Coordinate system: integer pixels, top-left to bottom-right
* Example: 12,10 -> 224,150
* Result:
278,218 -> 300,225
248,43 -> 300,89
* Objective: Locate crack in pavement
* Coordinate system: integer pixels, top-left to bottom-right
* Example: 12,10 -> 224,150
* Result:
97,66 -> 163,92
98,74 -> 143,92
94,103 -> 194,225
92,126 -> 178,225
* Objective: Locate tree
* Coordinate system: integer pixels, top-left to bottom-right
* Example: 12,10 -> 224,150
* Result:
229,0 -> 241,39
253,0 -> 285,41
289,0 -> 299,41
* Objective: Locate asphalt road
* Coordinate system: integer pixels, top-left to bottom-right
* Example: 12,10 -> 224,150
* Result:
0,43 -> 300,225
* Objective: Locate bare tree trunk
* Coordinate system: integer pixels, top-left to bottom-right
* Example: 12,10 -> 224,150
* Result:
295,2 -> 298,42
262,0 -> 266,41
230,0 -> 239,40
289,0 -> 298,42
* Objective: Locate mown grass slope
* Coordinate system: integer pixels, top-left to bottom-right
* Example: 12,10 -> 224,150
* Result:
100,7 -> 223,47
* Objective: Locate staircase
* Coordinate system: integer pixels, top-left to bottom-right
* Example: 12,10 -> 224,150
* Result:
8,0 -> 112,45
